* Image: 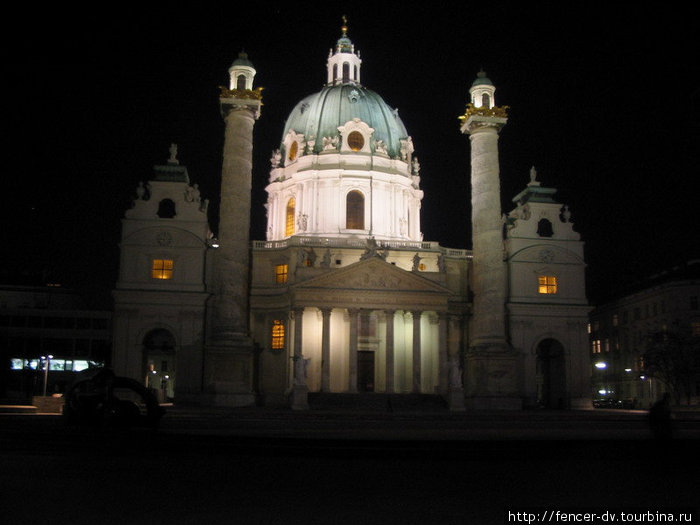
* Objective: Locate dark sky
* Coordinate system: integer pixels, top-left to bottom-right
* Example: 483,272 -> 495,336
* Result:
6,3 -> 699,305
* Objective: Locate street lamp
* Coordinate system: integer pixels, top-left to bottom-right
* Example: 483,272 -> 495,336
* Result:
42,354 -> 54,396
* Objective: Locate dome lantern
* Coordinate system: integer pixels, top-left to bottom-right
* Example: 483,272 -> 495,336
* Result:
326,16 -> 362,86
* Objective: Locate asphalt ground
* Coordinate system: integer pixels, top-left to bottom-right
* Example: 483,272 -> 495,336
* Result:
2,407 -> 699,524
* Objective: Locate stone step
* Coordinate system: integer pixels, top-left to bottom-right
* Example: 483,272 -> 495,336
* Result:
307,393 -> 448,412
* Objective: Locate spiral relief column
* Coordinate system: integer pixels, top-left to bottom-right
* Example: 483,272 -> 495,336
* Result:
203,53 -> 262,406
460,71 -> 521,409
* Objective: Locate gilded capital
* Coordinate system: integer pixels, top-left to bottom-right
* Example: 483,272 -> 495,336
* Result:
219,86 -> 264,100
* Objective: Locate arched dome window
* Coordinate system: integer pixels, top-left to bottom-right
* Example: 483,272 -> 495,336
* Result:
482,93 -> 490,108
285,197 -> 296,237
288,141 -> 298,162
346,191 -> 364,229
236,74 -> 246,90
342,62 -> 350,82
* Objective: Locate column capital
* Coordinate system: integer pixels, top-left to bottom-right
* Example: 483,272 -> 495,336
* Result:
290,307 -> 305,320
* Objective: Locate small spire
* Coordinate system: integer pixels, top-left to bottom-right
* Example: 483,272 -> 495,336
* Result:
341,15 -> 348,37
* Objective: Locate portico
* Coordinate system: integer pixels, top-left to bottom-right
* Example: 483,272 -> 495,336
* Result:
289,256 -> 451,395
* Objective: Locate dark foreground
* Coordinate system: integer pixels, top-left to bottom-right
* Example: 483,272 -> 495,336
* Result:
2,407 -> 699,524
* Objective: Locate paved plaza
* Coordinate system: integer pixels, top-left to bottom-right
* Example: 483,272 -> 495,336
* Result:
2,406 -> 699,524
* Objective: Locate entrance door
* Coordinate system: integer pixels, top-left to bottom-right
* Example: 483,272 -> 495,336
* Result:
535,339 -> 566,408
143,328 -> 176,401
357,351 -> 375,392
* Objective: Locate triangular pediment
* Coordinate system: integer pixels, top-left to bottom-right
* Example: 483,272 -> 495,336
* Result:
291,256 -> 450,311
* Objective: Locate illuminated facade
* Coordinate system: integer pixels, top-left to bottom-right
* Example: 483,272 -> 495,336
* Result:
111,25 -> 591,409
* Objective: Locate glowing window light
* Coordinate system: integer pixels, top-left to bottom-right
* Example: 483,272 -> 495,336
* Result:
285,198 -> 295,237
151,259 -> 174,280
595,362 -> 607,369
275,264 -> 289,284
538,275 -> 557,294
271,320 -> 285,350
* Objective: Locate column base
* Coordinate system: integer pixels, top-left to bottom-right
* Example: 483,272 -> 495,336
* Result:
202,339 -> 255,407
464,342 -> 521,408
290,385 -> 309,410
446,388 -> 465,411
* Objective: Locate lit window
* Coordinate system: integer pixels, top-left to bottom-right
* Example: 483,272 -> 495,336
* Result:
275,264 -> 288,284
538,275 -> 557,294
346,190 -> 364,229
591,340 -> 602,354
288,141 -> 298,162
152,259 -> 174,280
271,320 -> 285,350
347,131 -> 364,151
285,198 -> 295,237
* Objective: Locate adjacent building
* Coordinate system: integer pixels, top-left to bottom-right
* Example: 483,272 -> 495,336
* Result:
589,260 -> 700,407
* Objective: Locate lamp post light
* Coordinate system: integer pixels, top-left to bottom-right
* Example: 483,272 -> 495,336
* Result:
42,354 -> 54,396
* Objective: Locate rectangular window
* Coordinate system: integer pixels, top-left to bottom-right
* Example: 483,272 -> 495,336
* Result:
152,259 -> 174,280
271,320 -> 285,350
591,340 -> 601,354
538,275 -> 557,294
275,264 -> 288,284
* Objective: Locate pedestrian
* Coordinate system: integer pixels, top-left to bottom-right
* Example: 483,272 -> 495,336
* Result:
648,392 -> 673,441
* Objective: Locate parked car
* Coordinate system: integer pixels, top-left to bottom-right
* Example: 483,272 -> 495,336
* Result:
593,398 -> 623,408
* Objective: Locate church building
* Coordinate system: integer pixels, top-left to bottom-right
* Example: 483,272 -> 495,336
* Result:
111,23 -> 591,410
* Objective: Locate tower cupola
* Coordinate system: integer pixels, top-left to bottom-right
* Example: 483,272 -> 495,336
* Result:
469,70 -> 497,109
228,51 -> 256,91
326,17 -> 362,86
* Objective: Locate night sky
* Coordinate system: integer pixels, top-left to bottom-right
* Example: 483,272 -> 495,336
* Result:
7,3 -> 699,306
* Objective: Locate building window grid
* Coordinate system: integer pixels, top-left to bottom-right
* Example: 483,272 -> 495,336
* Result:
271,320 -> 285,350
538,275 -> 558,294
274,264 -> 289,284
151,259 -> 174,280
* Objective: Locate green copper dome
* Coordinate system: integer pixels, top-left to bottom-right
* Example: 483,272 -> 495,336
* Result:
471,70 -> 493,87
281,84 -> 409,158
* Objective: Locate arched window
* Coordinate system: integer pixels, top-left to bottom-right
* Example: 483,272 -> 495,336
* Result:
346,191 -> 364,230
157,199 -> 176,218
333,64 -> 338,82
342,62 -> 350,82
236,74 -> 246,90
537,218 -> 554,237
288,141 -> 298,162
481,93 -> 490,108
285,197 -> 296,237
